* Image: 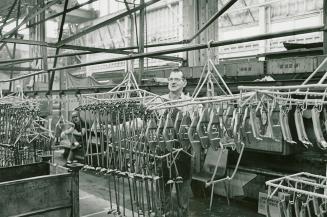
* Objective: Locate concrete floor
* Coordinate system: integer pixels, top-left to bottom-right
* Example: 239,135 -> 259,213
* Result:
54,150 -> 263,217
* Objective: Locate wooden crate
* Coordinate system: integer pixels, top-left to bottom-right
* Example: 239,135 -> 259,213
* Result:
0,161 -> 82,217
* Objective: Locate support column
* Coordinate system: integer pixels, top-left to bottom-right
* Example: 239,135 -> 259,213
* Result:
138,0 -> 145,84
183,0 -> 219,67
323,0 -> 327,54
258,0 -> 268,54
208,0 -> 219,64
198,0 -> 208,66
183,0 -> 199,67
28,2 -> 37,91
67,163 -> 83,217
124,4 -> 135,74
38,0 -> 48,88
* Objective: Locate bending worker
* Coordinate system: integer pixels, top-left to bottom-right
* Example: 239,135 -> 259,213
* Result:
61,110 -> 89,164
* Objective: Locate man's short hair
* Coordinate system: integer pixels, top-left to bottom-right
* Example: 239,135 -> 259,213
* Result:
170,68 -> 184,78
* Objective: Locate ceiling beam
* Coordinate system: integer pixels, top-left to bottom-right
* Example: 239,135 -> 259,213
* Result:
27,0 -> 99,27
56,0 -> 161,47
0,38 -> 184,62
0,0 -> 62,51
0,51 -> 100,65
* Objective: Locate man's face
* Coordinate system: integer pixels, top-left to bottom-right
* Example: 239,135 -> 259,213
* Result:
72,114 -> 80,123
168,71 -> 186,93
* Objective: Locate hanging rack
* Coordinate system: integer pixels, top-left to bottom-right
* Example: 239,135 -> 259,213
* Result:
192,40 -> 233,98
266,172 -> 327,200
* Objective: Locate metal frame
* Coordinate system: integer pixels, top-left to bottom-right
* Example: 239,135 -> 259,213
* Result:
0,0 -> 324,95
0,0 -> 237,92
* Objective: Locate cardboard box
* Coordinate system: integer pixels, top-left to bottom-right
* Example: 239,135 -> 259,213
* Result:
258,192 -> 281,217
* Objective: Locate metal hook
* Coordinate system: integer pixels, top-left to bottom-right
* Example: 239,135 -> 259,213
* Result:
301,88 -> 309,111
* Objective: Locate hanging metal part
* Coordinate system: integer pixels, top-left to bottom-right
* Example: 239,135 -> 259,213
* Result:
311,106 -> 327,149
294,105 -> 312,147
207,106 -> 222,150
196,106 -> 210,149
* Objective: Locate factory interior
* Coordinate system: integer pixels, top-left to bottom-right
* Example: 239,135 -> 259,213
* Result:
1,0 -> 327,216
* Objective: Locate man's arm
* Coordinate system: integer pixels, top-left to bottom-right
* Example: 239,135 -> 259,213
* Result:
72,127 -> 86,136
60,125 -> 75,138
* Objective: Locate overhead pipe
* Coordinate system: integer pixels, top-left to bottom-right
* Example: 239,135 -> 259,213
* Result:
0,25 -> 323,83
0,51 -> 100,65
0,38 -> 184,62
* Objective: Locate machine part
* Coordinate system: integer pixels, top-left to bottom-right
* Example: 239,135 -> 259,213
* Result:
311,107 -> 327,149
294,107 -> 312,147
207,106 -> 221,150
178,111 -> 192,151
196,106 -> 210,149
279,106 -> 296,144
162,111 -> 175,152
249,105 -> 262,141
156,114 -> 166,153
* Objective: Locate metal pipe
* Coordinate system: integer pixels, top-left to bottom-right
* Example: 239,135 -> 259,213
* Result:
189,0 -> 239,42
265,183 -> 327,200
259,89 -> 327,97
0,39 -> 184,62
27,0 -> 99,28
0,25 -> 323,83
302,57 -> 327,85
239,83 -> 327,91
56,0 -> 161,47
1,37 -> 187,53
39,0 -> 49,89
0,51 -> 99,65
0,66 -> 41,71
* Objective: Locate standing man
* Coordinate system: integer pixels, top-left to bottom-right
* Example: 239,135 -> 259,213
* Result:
161,68 -> 194,217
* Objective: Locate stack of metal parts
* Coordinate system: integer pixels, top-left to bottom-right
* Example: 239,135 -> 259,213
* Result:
266,172 -> 327,217
0,95 -> 54,167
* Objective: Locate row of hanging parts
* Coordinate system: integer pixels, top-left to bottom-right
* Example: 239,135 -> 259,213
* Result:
266,172 -> 327,217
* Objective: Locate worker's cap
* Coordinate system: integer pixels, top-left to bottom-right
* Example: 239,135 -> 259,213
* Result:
72,111 -> 79,118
